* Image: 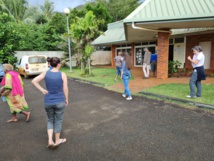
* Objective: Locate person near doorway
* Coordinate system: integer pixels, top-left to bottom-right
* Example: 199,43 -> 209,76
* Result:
114,51 -> 123,81
32,57 -> 68,149
186,46 -> 206,98
150,52 -> 157,77
121,53 -> 132,100
0,64 -> 31,123
142,47 -> 151,79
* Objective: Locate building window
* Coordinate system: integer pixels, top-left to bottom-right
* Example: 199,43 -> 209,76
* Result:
174,38 -> 184,43
135,43 -> 142,46
169,39 -> 173,44
134,46 -> 156,66
135,48 -> 143,66
149,41 -> 156,45
115,46 -> 131,56
141,42 -> 149,45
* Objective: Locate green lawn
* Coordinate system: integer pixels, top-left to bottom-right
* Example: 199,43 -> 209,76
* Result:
60,67 -> 124,86
142,83 -> 214,105
61,67 -> 214,105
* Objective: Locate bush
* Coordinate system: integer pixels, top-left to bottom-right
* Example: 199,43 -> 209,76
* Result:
168,60 -> 182,74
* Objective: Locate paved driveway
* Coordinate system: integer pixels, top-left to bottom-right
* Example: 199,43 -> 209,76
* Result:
0,78 -> 213,161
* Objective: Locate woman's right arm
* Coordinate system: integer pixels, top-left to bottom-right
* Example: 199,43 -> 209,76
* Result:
31,71 -> 48,95
62,72 -> 68,106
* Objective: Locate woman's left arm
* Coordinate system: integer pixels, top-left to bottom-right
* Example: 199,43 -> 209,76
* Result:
62,72 -> 68,106
31,71 -> 48,95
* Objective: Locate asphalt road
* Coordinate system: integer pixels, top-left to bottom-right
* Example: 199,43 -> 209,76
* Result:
0,78 -> 214,161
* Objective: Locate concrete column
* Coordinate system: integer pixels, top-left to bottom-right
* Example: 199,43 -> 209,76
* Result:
157,32 -> 170,79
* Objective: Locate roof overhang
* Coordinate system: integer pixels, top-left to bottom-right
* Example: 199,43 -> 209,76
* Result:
124,17 -> 214,42
91,21 -> 127,46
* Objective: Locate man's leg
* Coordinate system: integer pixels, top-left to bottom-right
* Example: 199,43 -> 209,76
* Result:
143,64 -> 148,77
146,65 -> 150,77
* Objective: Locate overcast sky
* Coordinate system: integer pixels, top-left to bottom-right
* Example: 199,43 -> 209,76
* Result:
28,0 -> 145,12
28,0 -> 86,12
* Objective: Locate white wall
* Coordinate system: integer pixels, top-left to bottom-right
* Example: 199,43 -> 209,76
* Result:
91,51 -> 111,65
199,41 -> 211,69
15,51 -> 111,66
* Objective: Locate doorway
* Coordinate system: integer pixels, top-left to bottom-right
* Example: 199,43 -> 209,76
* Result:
199,41 -> 211,69
168,45 -> 174,61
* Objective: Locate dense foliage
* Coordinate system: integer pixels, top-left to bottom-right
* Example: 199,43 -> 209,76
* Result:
0,13 -> 19,65
0,0 -> 142,69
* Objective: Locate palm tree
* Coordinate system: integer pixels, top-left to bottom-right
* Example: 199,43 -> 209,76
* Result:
0,0 -> 39,23
0,0 -> 27,22
39,0 -> 55,21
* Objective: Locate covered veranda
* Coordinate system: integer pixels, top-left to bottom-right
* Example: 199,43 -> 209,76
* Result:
92,0 -> 214,79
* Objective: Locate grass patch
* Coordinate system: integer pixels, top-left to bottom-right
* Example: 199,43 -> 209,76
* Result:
60,66 -> 133,86
142,83 -> 214,105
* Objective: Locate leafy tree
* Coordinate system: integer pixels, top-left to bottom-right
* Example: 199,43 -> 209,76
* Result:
69,7 -> 85,20
0,12 -> 19,65
69,2 -> 112,32
70,11 -> 103,75
83,2 -> 113,31
48,12 -> 66,34
96,0 -> 141,21
16,23 -> 64,51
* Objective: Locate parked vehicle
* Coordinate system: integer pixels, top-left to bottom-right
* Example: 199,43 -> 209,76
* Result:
0,64 -> 5,81
17,55 -> 49,78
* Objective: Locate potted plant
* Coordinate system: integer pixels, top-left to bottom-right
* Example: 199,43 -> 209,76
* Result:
168,60 -> 182,77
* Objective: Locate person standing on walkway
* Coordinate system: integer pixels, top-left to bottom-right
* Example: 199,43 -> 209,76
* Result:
121,53 -> 132,100
186,46 -> 206,98
0,64 -> 30,123
114,51 -> 123,81
32,57 -> 68,148
142,47 -> 151,79
150,52 -> 157,77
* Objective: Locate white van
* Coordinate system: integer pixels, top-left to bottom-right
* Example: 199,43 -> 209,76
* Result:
17,55 -> 49,78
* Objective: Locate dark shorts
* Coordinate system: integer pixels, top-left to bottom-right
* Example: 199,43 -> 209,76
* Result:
151,61 -> 157,72
116,66 -> 121,75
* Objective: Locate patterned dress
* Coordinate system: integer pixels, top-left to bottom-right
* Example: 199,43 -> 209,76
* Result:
4,73 -> 28,114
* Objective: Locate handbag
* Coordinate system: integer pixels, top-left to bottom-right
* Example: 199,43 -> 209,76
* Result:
0,87 -> 11,97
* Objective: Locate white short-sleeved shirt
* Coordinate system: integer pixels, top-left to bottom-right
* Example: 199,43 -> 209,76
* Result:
192,52 -> 205,68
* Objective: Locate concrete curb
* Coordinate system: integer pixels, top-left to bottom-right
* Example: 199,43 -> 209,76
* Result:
68,77 -> 106,87
139,91 -> 214,110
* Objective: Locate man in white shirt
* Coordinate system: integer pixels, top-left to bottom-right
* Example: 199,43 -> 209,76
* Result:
142,47 -> 151,79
